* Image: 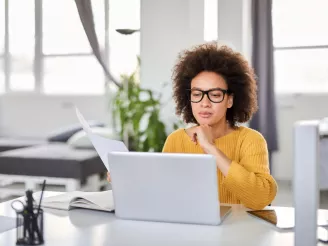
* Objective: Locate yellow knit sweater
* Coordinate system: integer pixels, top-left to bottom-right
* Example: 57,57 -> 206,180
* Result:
162,126 -> 277,210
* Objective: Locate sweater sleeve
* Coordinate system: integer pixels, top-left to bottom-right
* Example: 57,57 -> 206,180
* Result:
162,133 -> 176,153
222,131 -> 278,210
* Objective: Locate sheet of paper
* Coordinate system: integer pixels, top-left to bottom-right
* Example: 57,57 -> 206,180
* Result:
0,216 -> 20,233
75,107 -> 129,171
75,107 -> 92,133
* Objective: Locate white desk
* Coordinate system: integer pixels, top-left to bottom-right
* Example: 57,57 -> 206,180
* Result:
0,191 -> 326,246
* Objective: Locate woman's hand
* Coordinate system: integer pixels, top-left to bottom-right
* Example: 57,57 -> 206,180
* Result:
107,172 -> 111,183
189,125 -> 232,176
190,125 -> 215,154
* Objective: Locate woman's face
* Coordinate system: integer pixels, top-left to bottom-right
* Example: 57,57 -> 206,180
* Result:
190,71 -> 233,126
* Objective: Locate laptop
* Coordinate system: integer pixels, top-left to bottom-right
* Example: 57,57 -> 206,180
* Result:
108,151 -> 231,226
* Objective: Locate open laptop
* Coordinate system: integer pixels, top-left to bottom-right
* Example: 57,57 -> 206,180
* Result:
108,151 -> 231,226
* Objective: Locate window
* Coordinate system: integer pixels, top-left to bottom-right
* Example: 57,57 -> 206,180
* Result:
42,0 -> 105,95
0,0 -> 140,95
272,0 -> 328,93
0,1 -> 4,53
43,56 -> 104,94
43,0 -> 94,55
0,0 -> 5,93
9,0 -> 35,91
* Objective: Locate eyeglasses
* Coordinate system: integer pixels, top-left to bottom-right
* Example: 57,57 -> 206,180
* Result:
187,88 -> 230,103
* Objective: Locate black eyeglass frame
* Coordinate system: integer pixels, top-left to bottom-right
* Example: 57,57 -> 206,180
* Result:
186,88 -> 231,103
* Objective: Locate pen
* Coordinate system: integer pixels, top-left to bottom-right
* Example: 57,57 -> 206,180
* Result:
37,180 -> 46,218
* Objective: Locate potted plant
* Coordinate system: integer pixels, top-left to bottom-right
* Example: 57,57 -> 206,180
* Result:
112,66 -> 170,152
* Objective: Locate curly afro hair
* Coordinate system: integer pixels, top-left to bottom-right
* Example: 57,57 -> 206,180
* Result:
172,42 -> 258,127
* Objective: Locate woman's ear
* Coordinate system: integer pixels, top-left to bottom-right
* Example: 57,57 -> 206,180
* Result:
227,94 -> 234,108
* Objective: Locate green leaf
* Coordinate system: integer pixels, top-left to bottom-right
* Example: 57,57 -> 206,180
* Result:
111,58 -> 168,152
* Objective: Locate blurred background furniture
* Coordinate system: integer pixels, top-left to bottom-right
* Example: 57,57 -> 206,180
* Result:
319,118 -> 328,190
0,122 -> 115,200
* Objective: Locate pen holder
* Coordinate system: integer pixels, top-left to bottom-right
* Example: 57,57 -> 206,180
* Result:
15,208 -> 44,245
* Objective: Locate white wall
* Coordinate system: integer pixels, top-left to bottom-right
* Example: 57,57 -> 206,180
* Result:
140,0 -> 205,132
217,0 -> 252,60
0,94 -> 109,138
217,0 -> 243,51
273,94 -> 328,180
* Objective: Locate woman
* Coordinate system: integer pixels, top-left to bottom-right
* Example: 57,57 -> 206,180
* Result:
108,42 -> 277,210
162,42 -> 277,210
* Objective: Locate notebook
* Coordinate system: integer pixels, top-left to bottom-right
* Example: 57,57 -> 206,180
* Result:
41,190 -> 114,212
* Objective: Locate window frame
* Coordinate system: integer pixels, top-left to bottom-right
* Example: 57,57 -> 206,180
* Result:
274,45 -> 328,51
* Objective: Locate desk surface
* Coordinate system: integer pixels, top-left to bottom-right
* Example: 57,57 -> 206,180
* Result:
0,191 -> 326,246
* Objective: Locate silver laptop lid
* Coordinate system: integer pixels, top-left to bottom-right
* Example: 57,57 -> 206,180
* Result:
108,152 -> 223,225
